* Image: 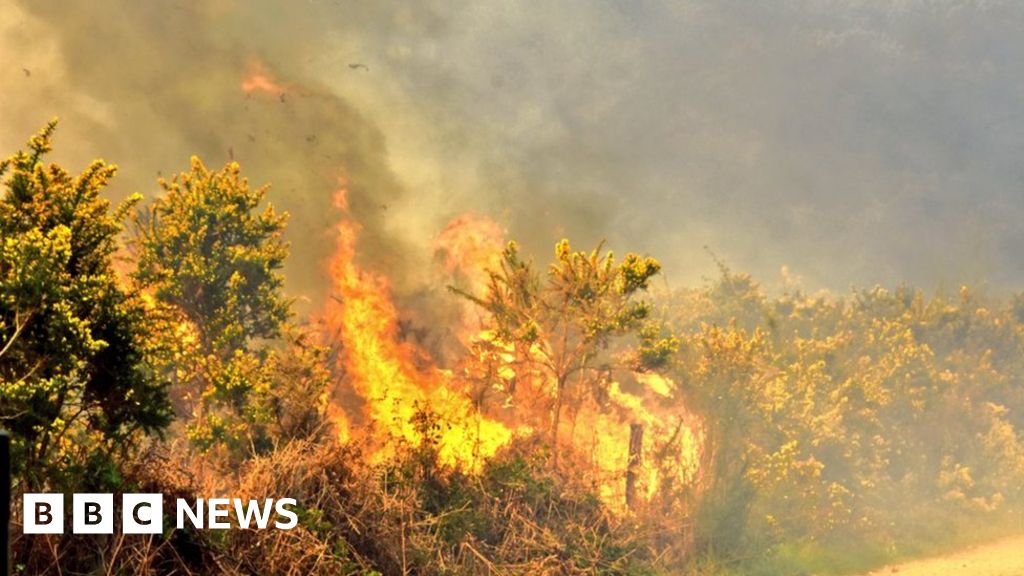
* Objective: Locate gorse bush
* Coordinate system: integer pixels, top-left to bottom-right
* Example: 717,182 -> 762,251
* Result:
130,156 -> 299,460
671,270 -> 1024,568
0,122 -> 171,492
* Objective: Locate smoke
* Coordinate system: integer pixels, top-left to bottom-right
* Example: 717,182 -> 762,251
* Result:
0,0 -> 413,308
4,0 -> 1024,303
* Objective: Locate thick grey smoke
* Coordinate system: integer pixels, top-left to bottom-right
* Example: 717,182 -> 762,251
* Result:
3,0 -> 1024,302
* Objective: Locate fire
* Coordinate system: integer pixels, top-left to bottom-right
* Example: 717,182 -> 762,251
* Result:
240,59 -> 287,97
433,214 -> 507,346
434,214 -> 505,293
324,183 -> 511,469
525,370 -> 702,509
322,181 -> 700,508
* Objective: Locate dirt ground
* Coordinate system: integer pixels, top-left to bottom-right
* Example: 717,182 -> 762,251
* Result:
863,534 -> 1024,576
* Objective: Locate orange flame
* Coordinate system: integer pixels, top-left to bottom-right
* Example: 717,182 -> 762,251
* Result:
324,182 -> 510,469
433,214 -> 507,346
240,59 -> 287,97
434,214 -> 505,292
322,179 -> 700,507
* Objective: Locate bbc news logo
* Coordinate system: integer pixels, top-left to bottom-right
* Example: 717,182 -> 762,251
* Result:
23,494 -> 299,534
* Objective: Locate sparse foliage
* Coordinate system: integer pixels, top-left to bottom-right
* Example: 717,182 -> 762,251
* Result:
455,239 -> 678,464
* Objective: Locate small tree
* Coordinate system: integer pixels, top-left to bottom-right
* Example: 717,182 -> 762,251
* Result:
0,121 -> 171,489
455,239 -> 676,466
132,156 -> 290,356
131,157 -> 294,456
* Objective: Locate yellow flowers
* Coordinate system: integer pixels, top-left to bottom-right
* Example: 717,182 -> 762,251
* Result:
673,266 -> 1024,545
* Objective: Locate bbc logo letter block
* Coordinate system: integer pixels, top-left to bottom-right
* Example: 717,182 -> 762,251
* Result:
23,494 -> 64,535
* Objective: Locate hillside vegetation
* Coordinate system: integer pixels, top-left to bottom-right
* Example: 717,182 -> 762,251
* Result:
3,124 -> 1024,574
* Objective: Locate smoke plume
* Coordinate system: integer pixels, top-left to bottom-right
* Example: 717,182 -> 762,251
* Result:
4,0 -> 1024,301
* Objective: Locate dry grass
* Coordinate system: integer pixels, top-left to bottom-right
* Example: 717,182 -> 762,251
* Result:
12,434 -> 673,575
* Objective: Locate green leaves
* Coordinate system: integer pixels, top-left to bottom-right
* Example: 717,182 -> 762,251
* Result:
457,237 -> 673,461
132,156 -> 290,357
0,122 -> 170,488
132,155 -> 319,459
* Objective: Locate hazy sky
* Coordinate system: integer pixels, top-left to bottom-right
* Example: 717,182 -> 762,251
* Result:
3,0 -> 1024,301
